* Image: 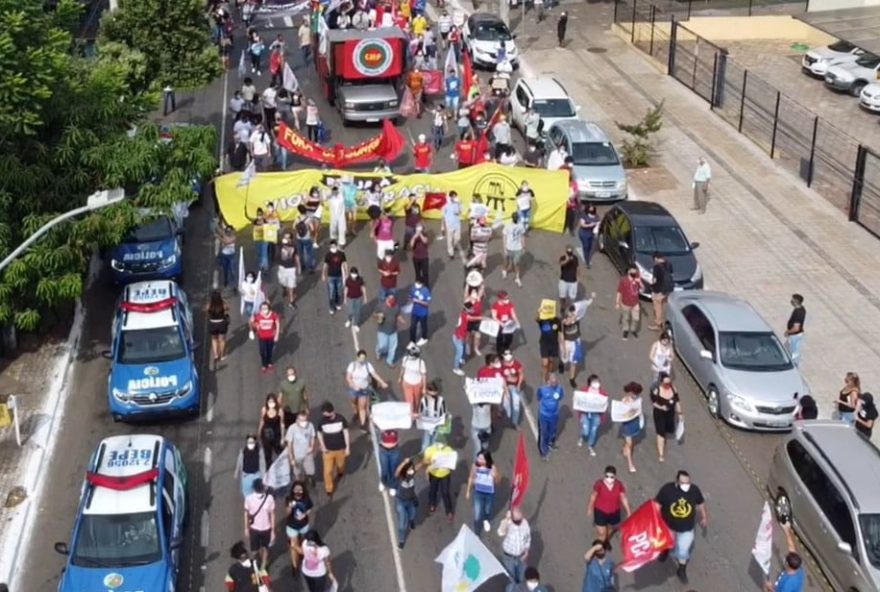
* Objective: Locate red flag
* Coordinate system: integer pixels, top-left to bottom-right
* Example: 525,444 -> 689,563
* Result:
422,192 -> 447,211
276,119 -> 405,167
487,101 -> 505,130
618,501 -> 675,572
510,433 -> 530,509
476,131 -> 491,162
462,50 -> 474,99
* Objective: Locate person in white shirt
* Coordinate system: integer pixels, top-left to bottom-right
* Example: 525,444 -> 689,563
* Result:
492,114 -> 512,158
524,108 -> 541,146
261,85 -> 278,127
241,77 -> 258,111
498,508 -> 532,587
298,19 -> 312,67
692,156 -> 712,214
229,90 -> 244,120
418,381 -> 447,450
498,146 -> 519,167
251,124 -> 272,171
438,10 -> 452,46
305,99 -> 320,143
399,343 -> 428,414
326,185 -> 347,247
546,144 -> 567,171
233,113 -> 253,146
516,181 -> 535,232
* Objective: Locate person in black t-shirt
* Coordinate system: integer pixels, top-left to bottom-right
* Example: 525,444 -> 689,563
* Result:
654,470 -> 708,585
224,540 -> 264,592
649,252 -> 674,331
226,133 -> 251,172
855,393 -> 878,439
317,402 -> 350,497
558,247 -> 579,311
784,293 -> 806,368
322,240 -> 348,315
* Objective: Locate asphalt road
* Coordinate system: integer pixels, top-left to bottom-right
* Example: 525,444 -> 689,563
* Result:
19,15 -> 827,592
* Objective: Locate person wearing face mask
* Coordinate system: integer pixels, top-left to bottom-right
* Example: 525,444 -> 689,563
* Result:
400,344 -> 427,414
587,465 -> 631,545
581,540 -> 614,592
577,375 -> 608,456
278,231 -> 301,309
536,374 -> 564,461
286,409 -> 316,486
558,246 -> 580,313
326,185 -> 347,247
216,223 -> 238,288
409,278 -> 432,346
500,350 -> 524,428
250,302 -> 280,372
279,366 -> 309,414
497,508 -> 531,588
468,216 -> 493,271
654,470 -> 708,585
234,434 -> 266,498
651,372 -> 683,463
649,331 -> 675,388
373,208 -> 396,260
578,204 -> 600,269
377,250 -> 401,301
562,305 -> 585,389
346,350 -> 389,428
239,271 -> 261,319
615,266 -> 643,340
440,191 -> 464,261
410,223 -> 431,286
284,481 -> 314,574
465,451 -> 501,535
317,402 -> 350,498
418,381 -> 448,450
343,266 -> 367,330
619,382 -> 645,473
394,457 -> 419,548
402,192 -> 422,249
257,393 -> 285,466
225,540 -> 269,592
322,240 -> 348,315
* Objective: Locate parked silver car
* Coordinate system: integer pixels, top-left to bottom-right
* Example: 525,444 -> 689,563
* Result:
768,421 -> 880,591
825,53 -> 880,96
801,40 -> 864,79
666,291 -> 808,431
545,120 -> 627,202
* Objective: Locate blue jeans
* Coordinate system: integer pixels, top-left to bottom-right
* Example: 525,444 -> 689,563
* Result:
327,276 -> 343,309
446,95 -> 460,114
472,490 -> 494,533
243,301 -> 254,318
256,241 -> 269,270
519,208 -> 531,232
787,333 -> 803,368
502,553 -> 526,586
504,385 -> 522,427
218,251 -> 236,287
579,231 -> 594,266
396,497 -> 417,545
839,411 -> 855,425
376,331 -> 398,366
379,446 -> 401,489
421,429 -> 438,451
300,45 -> 311,67
275,145 -> 289,171
258,338 -> 275,367
297,239 -> 314,272
580,413 -> 601,448
472,427 -> 490,459
538,415 -> 558,458
432,125 -> 444,149
378,286 -> 397,301
453,335 -> 466,370
672,529 -> 695,564
346,297 -> 363,325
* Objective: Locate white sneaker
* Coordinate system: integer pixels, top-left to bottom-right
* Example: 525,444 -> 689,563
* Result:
417,338 -> 428,346
353,325 -> 360,333
515,278 -> 522,287
501,269 -> 508,278
389,488 -> 397,497
345,320 -> 351,328
378,483 -> 385,492
453,368 -> 465,376
589,448 -> 597,457
336,305 -> 343,311
577,438 -> 583,448
482,520 -> 491,533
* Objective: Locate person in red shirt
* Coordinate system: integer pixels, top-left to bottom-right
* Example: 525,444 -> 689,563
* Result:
413,134 -> 432,173
500,349 -> 524,428
615,265 -> 643,340
251,302 -> 280,371
476,353 -> 508,420
587,465 -> 632,543
377,251 -> 401,300
454,133 -> 476,169
453,301 -> 481,376
491,291 -> 520,353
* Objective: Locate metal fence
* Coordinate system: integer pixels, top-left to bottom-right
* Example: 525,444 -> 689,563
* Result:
614,0 -> 880,238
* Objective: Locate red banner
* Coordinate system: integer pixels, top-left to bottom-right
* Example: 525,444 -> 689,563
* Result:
618,501 -> 675,573
276,119 -> 406,167
463,51 -> 474,99
423,192 -> 447,211
334,37 -> 404,80
510,433 -> 530,509
422,70 -> 443,95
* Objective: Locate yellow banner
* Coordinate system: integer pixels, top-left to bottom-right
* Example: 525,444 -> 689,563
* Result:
215,164 -> 569,233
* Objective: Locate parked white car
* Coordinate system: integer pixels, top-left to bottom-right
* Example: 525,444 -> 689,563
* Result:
859,83 -> 880,113
802,40 -> 864,79
509,77 -> 580,138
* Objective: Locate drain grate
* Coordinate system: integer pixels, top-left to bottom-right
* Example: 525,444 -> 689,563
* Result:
587,47 -> 608,53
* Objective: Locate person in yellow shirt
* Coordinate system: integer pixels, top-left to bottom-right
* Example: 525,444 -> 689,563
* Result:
400,0 -> 412,21
419,436 -> 455,520
412,13 -> 427,36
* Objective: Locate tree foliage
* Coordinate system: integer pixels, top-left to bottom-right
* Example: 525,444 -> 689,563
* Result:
616,101 -> 664,168
0,0 -> 218,332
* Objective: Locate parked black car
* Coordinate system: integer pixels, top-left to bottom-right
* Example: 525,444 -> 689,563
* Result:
597,201 -> 703,296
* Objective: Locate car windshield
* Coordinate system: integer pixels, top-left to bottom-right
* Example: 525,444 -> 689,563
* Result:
123,218 -> 173,243
474,23 -> 511,41
633,226 -> 690,254
72,512 -> 162,567
855,54 -> 880,68
572,142 -> 619,166
533,99 -> 575,118
828,40 -> 855,53
859,514 -> 880,569
718,332 -> 793,371
119,326 -> 185,364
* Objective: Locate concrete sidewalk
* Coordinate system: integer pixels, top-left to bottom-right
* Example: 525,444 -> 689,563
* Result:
511,2 -> 880,426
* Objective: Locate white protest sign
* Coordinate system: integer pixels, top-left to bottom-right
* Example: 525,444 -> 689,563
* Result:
466,377 -> 505,405
431,450 -> 458,471
372,401 -> 413,431
611,399 -> 642,423
501,320 -> 520,334
265,453 -> 291,491
479,319 -> 500,337
417,415 -> 446,432
573,390 -> 609,414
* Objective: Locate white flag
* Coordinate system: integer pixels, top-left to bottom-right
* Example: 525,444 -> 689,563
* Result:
237,160 -> 256,188
283,61 -> 299,92
444,45 -> 458,75
265,452 -> 291,491
752,502 -> 774,576
238,49 -> 247,77
436,525 -> 507,592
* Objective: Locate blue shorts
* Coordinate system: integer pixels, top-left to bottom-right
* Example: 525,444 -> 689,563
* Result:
286,524 -> 310,539
348,388 -> 372,400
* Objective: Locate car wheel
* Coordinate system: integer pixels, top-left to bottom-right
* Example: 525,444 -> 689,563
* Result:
774,490 -> 792,523
707,386 -> 720,419
851,80 -> 867,97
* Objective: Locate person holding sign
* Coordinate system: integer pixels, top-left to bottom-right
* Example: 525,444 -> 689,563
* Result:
618,382 -> 645,474
464,270 -> 486,357
378,429 -> 401,496
576,376 -> 608,456
418,381 -> 448,451
651,372 -> 683,463
419,436 -> 456,521
491,291 -> 520,355
561,305 -> 585,389
465,451 -> 501,535
536,300 -> 563,383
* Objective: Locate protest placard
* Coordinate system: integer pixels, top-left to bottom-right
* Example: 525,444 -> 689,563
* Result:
372,401 -> 413,431
416,415 -> 446,431
431,450 -> 458,471
479,319 -> 500,337
573,390 -> 609,413
611,399 -> 643,423
465,377 -> 505,405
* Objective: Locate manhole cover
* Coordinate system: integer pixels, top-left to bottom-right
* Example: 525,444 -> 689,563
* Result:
587,47 -> 608,53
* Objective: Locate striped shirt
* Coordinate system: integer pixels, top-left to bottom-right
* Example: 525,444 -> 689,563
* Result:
499,517 -> 531,556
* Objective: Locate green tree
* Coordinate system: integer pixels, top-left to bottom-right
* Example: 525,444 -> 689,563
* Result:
615,101 -> 664,168
101,0 -> 222,89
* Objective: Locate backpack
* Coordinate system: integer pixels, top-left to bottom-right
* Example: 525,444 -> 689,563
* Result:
295,219 -> 308,238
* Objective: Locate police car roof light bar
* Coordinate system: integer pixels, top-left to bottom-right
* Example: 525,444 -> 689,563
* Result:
86,468 -> 159,491
122,296 -> 178,313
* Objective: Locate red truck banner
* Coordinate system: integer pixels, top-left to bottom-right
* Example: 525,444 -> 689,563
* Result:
422,70 -> 443,95
334,37 -> 405,80
276,119 -> 406,167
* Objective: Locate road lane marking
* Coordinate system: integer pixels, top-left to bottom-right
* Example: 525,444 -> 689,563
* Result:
520,395 -> 540,443
368,424 -> 408,592
206,391 -> 215,423
200,509 -> 210,547
218,68 -> 230,163
351,325 -> 360,352
203,447 -> 212,484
